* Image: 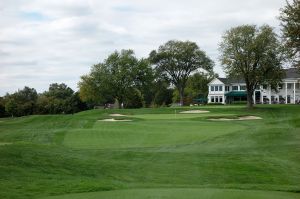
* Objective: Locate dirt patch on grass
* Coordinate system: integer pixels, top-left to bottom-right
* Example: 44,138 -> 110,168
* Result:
98,118 -> 132,122
180,110 -> 210,114
109,114 -> 127,117
208,116 -> 262,121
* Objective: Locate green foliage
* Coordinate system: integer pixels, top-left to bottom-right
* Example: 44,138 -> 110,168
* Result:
79,50 -> 154,108
219,25 -> 285,108
173,72 -> 217,105
151,78 -> 173,107
0,97 -> 6,117
123,88 -> 144,108
4,87 -> 38,117
279,0 -> 300,68
36,83 -> 84,114
149,40 -> 214,106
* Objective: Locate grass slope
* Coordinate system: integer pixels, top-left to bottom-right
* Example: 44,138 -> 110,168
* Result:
41,188 -> 300,199
0,105 -> 299,199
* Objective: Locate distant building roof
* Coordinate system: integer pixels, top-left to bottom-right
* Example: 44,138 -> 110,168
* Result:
217,77 -> 245,84
285,68 -> 300,78
217,68 -> 299,84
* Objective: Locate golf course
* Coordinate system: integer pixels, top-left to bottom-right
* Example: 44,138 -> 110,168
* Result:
0,105 -> 299,199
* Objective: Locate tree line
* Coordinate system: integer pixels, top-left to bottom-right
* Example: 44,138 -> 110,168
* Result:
0,83 -> 88,117
0,0 -> 298,116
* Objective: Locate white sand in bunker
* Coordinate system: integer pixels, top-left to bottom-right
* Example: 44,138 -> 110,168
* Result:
208,116 -> 262,121
180,110 -> 210,114
98,118 -> 132,122
109,114 -> 127,117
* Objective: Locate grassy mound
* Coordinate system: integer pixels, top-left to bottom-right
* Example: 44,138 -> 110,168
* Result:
0,105 -> 299,199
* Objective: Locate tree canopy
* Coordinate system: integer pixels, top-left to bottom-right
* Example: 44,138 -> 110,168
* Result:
149,40 -> 214,106
5,87 -> 38,117
279,0 -> 300,68
79,50 -> 155,108
219,24 -> 284,108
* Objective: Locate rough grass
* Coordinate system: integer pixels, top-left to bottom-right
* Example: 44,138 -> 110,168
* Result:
0,105 -> 299,199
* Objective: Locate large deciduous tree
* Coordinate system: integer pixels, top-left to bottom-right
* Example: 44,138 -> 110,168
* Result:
149,40 -> 213,106
78,50 -> 154,108
219,25 -> 284,108
279,0 -> 300,68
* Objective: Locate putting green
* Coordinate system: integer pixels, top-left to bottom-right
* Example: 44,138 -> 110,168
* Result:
41,188 -> 300,199
63,120 -> 246,149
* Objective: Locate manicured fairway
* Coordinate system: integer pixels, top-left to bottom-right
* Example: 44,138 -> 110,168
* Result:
0,105 -> 299,199
42,188 -> 300,199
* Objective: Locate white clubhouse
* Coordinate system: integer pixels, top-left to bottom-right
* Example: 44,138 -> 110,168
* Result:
208,68 -> 300,104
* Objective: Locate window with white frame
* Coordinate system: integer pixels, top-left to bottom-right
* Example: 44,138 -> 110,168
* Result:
215,86 -> 219,91
219,96 -> 223,103
211,86 -> 214,92
287,83 -> 292,89
219,86 -> 223,91
225,86 -> 229,91
215,96 -> 219,103
211,96 -> 214,102
240,85 -> 246,90
232,86 -> 238,91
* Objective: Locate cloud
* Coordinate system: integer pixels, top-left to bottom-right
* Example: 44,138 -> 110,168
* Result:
0,0 -> 286,95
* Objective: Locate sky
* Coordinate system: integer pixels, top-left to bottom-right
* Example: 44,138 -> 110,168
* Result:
0,0 -> 287,95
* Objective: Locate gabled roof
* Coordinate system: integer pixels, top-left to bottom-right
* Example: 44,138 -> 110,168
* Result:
284,68 -> 300,79
216,68 -> 299,84
216,77 -> 245,84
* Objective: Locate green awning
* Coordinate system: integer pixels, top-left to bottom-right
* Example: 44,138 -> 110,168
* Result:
225,91 -> 247,97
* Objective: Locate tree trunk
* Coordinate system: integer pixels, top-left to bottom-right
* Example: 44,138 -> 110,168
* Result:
179,87 -> 184,106
247,90 -> 254,109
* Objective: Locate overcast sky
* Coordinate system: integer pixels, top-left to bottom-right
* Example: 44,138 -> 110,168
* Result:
0,0 -> 286,95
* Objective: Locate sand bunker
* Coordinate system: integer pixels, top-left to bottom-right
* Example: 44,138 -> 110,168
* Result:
208,116 -> 262,121
109,114 -> 127,117
99,118 -> 132,122
180,110 -> 210,114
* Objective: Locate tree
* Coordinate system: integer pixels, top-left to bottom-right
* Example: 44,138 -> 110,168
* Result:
36,83 -> 85,114
149,40 -> 213,106
151,78 -> 173,107
0,97 -> 7,117
5,98 -> 18,117
219,25 -> 284,108
79,50 -> 154,108
279,0 -> 300,68
132,58 -> 155,107
4,87 -> 38,117
184,72 -> 218,104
